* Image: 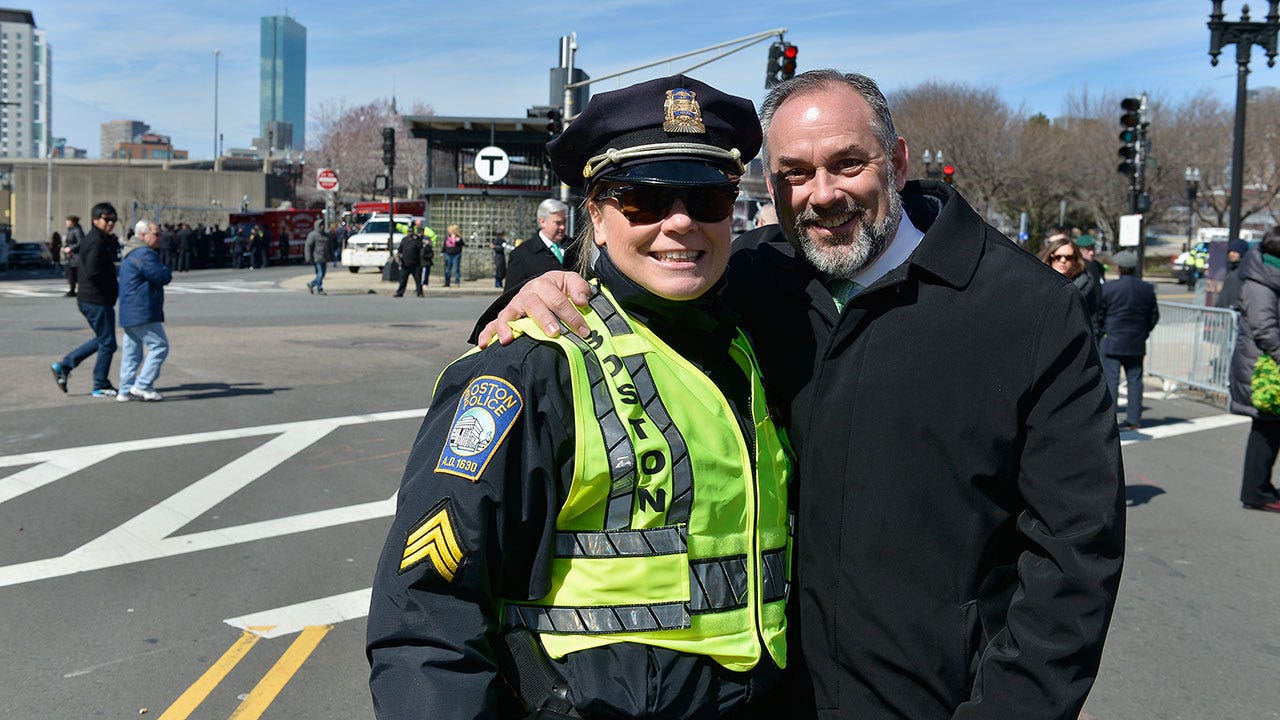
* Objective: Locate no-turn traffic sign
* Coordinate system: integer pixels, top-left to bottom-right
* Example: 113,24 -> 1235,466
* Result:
474,146 -> 510,184
316,168 -> 340,192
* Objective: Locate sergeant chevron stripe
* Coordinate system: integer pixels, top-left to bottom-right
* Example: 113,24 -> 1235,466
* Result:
399,500 -> 465,580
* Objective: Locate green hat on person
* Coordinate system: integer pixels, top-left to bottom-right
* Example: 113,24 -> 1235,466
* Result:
1075,234 -> 1097,248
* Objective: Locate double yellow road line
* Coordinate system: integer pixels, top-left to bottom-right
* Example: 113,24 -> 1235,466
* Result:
158,624 -> 332,720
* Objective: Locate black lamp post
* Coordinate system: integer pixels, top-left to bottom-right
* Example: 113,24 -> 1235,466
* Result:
1185,166 -> 1202,251
1208,1 -> 1280,244
920,149 -> 944,181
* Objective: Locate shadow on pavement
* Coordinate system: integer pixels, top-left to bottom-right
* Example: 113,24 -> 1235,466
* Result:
160,382 -> 290,401
1126,484 -> 1166,507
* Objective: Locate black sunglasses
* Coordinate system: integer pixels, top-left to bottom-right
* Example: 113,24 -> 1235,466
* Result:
596,183 -> 739,225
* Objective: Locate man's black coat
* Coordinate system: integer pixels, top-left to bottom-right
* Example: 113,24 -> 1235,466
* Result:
727,181 -> 1125,720
505,236 -> 573,290
1099,274 -> 1159,358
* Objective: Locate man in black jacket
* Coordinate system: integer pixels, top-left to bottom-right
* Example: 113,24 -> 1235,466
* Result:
393,226 -> 425,297
481,69 -> 1125,720
1099,251 -> 1159,431
51,202 -> 121,397
504,198 -> 574,289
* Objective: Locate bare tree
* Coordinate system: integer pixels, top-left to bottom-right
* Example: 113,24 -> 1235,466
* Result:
890,81 -> 1023,223
305,98 -> 434,205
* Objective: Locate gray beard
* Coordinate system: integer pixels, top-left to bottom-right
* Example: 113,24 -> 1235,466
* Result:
790,189 -> 903,279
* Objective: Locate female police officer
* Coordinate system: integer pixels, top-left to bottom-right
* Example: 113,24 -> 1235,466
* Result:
367,75 -> 792,719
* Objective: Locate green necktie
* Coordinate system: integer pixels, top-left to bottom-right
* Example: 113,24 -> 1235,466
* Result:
829,278 -> 860,313
550,243 -> 564,264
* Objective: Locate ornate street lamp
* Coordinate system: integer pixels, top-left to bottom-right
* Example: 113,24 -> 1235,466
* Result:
920,149 -> 944,181
1208,1 -> 1280,243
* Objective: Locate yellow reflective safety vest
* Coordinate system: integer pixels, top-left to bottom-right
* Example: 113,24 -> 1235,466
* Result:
503,284 -> 791,672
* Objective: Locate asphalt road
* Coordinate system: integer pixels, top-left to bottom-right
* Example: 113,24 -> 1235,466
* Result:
2,264 -> 1278,719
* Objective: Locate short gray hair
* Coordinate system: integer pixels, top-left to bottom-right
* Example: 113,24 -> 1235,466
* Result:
537,198 -> 569,221
759,69 -> 899,169
134,219 -> 155,236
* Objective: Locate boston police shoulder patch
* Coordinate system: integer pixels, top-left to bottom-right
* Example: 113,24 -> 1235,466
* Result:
399,498 -> 465,580
436,374 -> 523,482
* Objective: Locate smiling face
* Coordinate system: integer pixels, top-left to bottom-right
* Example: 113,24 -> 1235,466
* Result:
589,185 -> 733,301
765,82 -> 907,278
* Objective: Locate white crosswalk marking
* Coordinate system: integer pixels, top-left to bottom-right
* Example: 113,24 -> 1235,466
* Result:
0,279 -> 289,298
0,408 -> 425,589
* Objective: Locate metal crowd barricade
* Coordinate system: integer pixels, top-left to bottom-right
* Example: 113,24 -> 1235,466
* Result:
1144,301 -> 1238,407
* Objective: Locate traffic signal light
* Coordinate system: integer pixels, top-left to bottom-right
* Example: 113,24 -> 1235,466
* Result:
1118,97 -> 1141,177
765,41 -> 799,88
942,164 -> 955,184
546,108 -> 562,135
780,43 -> 798,82
382,127 -> 396,169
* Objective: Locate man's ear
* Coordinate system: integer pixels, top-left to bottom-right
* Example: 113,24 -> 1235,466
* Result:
893,138 -> 908,192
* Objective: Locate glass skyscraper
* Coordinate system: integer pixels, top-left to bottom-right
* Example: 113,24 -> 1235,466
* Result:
260,15 -> 306,151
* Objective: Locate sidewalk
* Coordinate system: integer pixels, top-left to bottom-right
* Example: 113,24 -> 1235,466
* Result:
282,265 -> 506,298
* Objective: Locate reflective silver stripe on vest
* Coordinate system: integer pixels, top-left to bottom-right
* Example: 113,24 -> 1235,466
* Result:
761,547 -> 787,604
688,554 -> 749,614
553,525 -> 687,558
588,288 -> 635,337
504,602 -> 689,634
622,355 -> 695,524
563,329 -> 637,530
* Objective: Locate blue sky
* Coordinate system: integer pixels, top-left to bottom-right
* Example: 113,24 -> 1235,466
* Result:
40,0 -> 1250,158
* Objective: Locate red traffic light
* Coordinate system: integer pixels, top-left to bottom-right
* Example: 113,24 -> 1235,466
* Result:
783,44 -> 798,60
942,165 -> 955,184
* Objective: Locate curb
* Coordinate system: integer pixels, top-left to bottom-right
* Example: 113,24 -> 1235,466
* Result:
281,268 -> 506,298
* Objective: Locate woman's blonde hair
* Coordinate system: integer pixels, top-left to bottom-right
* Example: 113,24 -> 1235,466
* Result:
447,224 -> 460,236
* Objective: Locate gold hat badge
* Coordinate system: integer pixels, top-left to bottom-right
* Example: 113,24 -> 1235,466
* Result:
663,88 -> 706,134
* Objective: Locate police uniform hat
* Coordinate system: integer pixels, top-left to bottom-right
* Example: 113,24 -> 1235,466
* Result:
547,74 -> 762,192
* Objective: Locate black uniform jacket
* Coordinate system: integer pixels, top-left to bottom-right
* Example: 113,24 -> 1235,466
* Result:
505,235 -> 575,290
368,253 -> 779,719
726,181 -> 1125,720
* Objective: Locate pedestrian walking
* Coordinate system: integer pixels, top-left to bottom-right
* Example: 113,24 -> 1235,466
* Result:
116,220 -> 172,402
50,203 -> 121,397
1040,235 -> 1101,336
1229,227 -> 1280,513
49,231 -> 62,271
304,220 -> 330,295
62,215 -> 84,297
1098,250 -> 1159,430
